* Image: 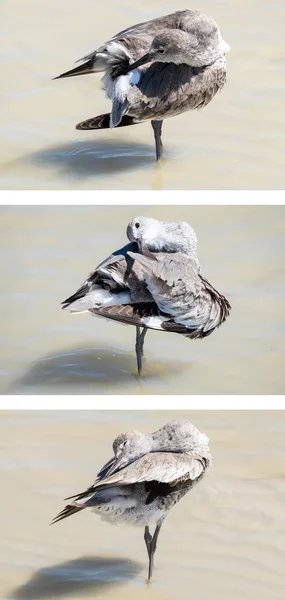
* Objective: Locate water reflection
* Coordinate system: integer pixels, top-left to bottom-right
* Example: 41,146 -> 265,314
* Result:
10,344 -> 187,394
9,556 -> 141,599
29,140 -> 155,180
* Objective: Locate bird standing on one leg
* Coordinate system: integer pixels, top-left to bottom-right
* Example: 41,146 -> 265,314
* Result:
61,216 -> 231,375
52,419 -> 212,582
53,10 -> 230,161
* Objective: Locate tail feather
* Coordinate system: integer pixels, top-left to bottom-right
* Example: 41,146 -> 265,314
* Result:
51,503 -> 86,525
53,59 -> 94,80
76,113 -> 138,131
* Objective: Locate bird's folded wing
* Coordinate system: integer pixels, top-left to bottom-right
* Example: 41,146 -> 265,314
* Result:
51,452 -> 206,524
137,62 -> 210,110
89,301 -> 159,326
198,273 -> 231,323
128,250 -> 198,287
92,452 -> 206,489
90,304 -> 207,336
199,274 -> 231,305
62,242 -> 138,305
67,453 -> 205,500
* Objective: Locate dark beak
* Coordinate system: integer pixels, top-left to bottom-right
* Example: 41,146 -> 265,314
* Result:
123,52 -> 152,74
103,455 -> 127,478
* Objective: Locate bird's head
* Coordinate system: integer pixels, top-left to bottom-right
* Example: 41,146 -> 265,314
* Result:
123,12 -> 229,72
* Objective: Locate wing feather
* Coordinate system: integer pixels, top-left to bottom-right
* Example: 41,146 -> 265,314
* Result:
62,242 -> 138,306
52,450 -> 207,524
91,452 -> 205,489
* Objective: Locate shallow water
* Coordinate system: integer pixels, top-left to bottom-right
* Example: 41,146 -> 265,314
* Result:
1,410 -> 285,600
0,204 -> 285,395
1,0 -> 284,189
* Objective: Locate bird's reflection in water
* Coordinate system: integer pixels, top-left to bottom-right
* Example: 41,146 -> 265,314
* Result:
8,556 -> 141,599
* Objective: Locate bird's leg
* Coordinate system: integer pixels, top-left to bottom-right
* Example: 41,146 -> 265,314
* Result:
135,327 -> 147,375
144,525 -> 152,554
147,520 -> 163,582
151,120 -> 163,161
135,326 -> 142,374
144,519 -> 164,583
138,328 -> 147,358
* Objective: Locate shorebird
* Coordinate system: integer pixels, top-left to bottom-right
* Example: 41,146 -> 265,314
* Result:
62,216 -> 231,375
52,420 -> 212,582
53,10 -> 230,160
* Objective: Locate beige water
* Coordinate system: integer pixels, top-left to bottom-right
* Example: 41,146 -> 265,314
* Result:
0,204 -> 285,395
1,0 -> 284,190
1,410 -> 285,600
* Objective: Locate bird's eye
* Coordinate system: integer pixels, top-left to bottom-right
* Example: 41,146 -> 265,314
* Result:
158,48 -> 165,54
135,222 -> 140,229
122,440 -> 128,447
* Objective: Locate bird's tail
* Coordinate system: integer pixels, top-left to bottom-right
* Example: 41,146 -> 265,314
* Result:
53,45 -> 135,81
51,503 -> 86,525
75,113 -> 138,130
53,58 -> 96,80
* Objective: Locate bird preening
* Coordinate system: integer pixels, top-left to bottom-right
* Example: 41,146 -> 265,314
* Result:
52,420 -> 212,583
53,9 -> 230,160
61,216 -> 231,375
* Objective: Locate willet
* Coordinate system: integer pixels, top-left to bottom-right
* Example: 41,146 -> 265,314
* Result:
53,10 -> 229,160
62,216 -> 231,375
52,419 -> 211,582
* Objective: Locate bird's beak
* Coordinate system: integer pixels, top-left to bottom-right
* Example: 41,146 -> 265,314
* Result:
123,52 -> 152,74
104,455 -> 126,477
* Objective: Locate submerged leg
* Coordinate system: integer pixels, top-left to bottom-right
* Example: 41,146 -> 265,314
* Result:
135,327 -> 147,375
144,519 -> 164,583
151,120 -> 163,161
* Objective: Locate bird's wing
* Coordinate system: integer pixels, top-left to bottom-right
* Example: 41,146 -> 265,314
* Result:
51,451 -> 206,524
111,10 -> 189,40
126,56 -> 226,121
136,63 -> 207,109
128,250 -> 198,287
196,274 -> 232,332
77,10 -> 191,65
91,452 -> 206,489
89,301 -> 159,326
62,242 -> 138,306
127,250 -> 231,336
89,303 -> 214,336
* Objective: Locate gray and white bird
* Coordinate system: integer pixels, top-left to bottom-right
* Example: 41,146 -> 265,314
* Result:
52,419 -> 212,582
61,216 -> 231,374
53,10 -> 230,160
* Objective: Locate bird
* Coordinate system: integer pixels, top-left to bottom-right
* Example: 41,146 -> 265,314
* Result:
61,216 -> 231,375
53,9 -> 230,160
52,419 -> 212,582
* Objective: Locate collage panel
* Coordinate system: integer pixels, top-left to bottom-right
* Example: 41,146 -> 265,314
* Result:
0,203 -> 284,395
1,1 -> 284,189
1,409 -> 284,599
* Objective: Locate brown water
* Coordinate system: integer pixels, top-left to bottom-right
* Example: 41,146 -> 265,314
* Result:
1,204 -> 285,395
1,0 -> 284,190
0,410 -> 285,600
